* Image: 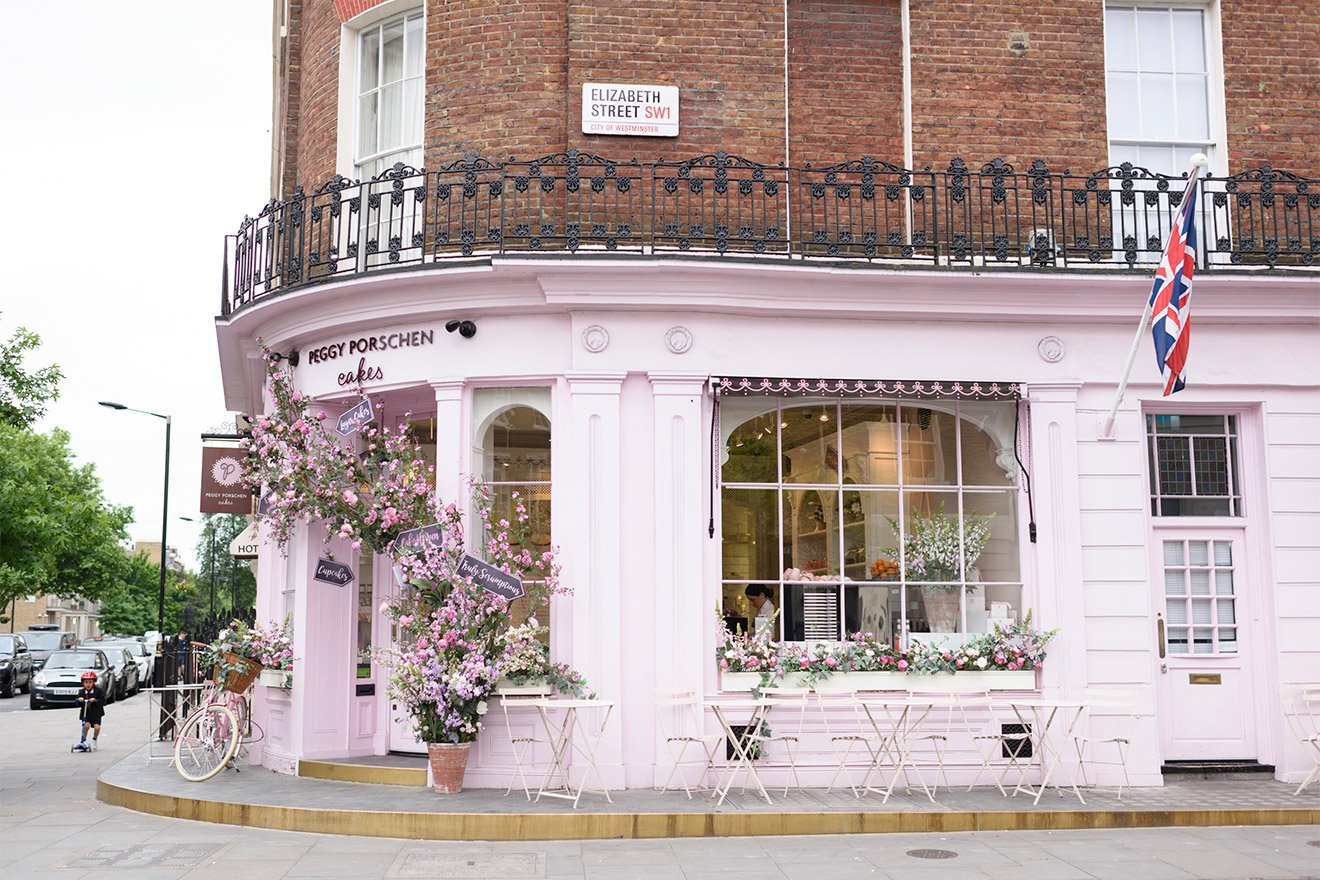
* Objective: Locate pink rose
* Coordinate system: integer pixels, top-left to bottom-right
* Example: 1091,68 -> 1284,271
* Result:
955,658 -> 965,668
720,659 -> 728,669
1007,661 -> 1019,670
799,657 -> 809,667
825,657 -> 836,668
897,659 -> 909,671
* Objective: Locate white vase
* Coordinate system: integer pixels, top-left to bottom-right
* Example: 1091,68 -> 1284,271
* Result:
922,587 -> 961,632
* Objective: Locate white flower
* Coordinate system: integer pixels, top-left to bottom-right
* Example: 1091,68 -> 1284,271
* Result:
976,657 -> 988,669
865,649 -> 875,658
476,700 -> 488,716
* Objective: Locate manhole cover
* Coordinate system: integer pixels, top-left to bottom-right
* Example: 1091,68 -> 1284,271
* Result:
906,849 -> 958,860
390,851 -> 540,878
64,843 -> 223,869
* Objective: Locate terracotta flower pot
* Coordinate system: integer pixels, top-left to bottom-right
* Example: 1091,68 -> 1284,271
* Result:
426,742 -> 472,794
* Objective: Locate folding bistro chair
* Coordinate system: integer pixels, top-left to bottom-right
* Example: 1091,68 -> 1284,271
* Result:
965,692 -> 1032,796
500,691 -> 550,799
1070,687 -> 1145,799
747,687 -> 812,796
903,688 -> 966,795
1281,684 -> 1320,796
818,688 -> 880,798
654,689 -> 721,798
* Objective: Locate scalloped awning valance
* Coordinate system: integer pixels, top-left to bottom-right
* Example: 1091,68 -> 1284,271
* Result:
714,377 -> 1021,400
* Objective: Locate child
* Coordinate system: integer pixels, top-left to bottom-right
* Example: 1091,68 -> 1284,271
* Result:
75,671 -> 106,752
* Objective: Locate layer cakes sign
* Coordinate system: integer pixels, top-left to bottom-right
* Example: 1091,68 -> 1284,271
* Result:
582,83 -> 678,137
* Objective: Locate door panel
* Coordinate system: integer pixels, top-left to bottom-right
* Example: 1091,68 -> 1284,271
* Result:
1154,533 -> 1255,760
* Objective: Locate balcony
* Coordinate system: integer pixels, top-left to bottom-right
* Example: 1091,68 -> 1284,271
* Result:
222,151 -> 1318,316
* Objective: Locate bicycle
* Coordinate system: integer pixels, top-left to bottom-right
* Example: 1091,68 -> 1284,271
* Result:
172,643 -> 258,782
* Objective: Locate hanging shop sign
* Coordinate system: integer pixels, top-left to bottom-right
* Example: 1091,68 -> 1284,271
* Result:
200,446 -> 249,514
394,523 -> 444,555
313,557 -> 355,587
581,83 -> 678,137
257,490 -> 275,516
304,328 -> 438,388
457,554 -> 525,601
335,398 -> 375,437
229,521 -> 260,559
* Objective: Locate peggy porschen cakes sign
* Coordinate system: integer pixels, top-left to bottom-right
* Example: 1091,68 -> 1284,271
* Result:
581,83 -> 678,137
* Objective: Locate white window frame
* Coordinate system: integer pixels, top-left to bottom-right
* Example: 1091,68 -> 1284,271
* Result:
337,2 -> 425,181
1102,1 -> 1230,178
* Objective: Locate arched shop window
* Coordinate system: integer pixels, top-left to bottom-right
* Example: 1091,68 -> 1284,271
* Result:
720,394 -> 1022,649
473,388 -> 552,627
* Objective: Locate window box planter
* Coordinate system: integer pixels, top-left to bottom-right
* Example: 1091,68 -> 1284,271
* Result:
719,672 -> 765,692
720,668 -> 1037,693
904,670 -> 1037,692
259,668 -> 292,689
493,677 -> 553,696
813,671 -> 906,692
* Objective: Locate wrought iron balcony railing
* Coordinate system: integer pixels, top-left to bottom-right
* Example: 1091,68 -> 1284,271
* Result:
222,151 -> 1317,316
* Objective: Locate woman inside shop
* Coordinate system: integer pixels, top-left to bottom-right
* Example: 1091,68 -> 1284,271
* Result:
744,585 -> 776,640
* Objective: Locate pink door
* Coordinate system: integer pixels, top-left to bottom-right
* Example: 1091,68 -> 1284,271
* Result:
1153,532 -> 1257,760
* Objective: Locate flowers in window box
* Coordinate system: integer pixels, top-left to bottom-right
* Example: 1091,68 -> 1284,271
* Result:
845,631 -> 906,670
906,612 -> 1057,674
716,614 -> 782,674
882,502 -> 993,590
496,619 -> 592,697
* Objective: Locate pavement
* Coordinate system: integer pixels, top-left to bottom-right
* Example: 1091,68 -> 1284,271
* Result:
3,695 -> 1319,880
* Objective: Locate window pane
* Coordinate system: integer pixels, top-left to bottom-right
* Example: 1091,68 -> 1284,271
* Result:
1191,597 -> 1212,624
1176,74 -> 1210,141
958,401 -> 1019,487
899,404 -> 957,486
357,552 -> 374,679
1213,541 -> 1232,566
852,583 -> 900,644
1188,541 -> 1209,566
900,490 -> 963,582
722,489 -> 779,582
382,18 -> 405,83
405,14 -> 424,77
1107,73 -> 1141,140
404,78 -> 423,145
722,583 -> 777,641
786,489 -> 838,578
781,402 -> 839,484
1163,540 -> 1184,566
1153,414 -> 1227,434
1214,570 -> 1234,595
1167,625 -> 1189,653
848,489 -> 899,582
1166,599 -> 1187,624
1137,9 -> 1173,72
1216,598 -> 1235,624
483,405 -> 550,482
1105,8 -> 1138,70
358,94 -> 378,158
1192,627 -> 1214,653
1139,73 -> 1176,140
360,27 -> 380,93
723,411 -> 778,484
1164,568 -> 1184,595
379,83 -> 404,151
489,484 -> 551,558
1172,9 -> 1206,71
838,403 -> 900,486
963,491 -> 1020,582
1218,628 -> 1237,653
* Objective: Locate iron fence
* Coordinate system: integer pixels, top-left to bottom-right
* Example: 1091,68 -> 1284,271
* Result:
223,151 -> 1317,315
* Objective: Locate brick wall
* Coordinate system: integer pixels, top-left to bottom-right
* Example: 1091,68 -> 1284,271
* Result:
424,0 -> 568,166
1221,0 -> 1320,178
276,0 -> 303,199
787,0 -> 903,168
292,0 -> 342,189
908,0 -> 1109,176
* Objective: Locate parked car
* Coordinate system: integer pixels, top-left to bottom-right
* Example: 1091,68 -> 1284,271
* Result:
92,638 -> 153,685
104,646 -> 141,698
23,628 -> 78,671
29,649 -> 114,709
0,634 -> 34,697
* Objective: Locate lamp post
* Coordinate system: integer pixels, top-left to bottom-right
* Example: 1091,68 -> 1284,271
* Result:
180,516 -> 215,618
99,401 -> 171,685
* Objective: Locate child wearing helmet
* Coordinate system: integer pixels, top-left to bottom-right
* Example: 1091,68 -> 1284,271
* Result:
74,671 -> 106,752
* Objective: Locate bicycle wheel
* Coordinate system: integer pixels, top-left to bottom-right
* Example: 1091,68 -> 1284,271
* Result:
174,704 -> 240,782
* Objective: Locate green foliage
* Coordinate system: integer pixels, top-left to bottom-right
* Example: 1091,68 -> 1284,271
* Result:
96,553 -> 161,635
192,514 -> 256,615
0,315 -> 63,429
0,424 -> 133,610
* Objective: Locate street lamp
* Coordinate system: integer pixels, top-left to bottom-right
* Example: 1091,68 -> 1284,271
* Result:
180,516 -> 215,618
99,401 -> 171,684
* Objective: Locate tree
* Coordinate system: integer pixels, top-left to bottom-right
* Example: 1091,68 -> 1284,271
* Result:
0,424 -> 133,610
193,514 -> 257,616
0,315 -> 63,429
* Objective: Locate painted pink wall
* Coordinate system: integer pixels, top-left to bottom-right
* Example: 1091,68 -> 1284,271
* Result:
226,261 -> 1319,787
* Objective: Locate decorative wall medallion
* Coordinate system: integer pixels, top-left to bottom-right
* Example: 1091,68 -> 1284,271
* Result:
581,324 -> 609,353
665,325 -> 693,354
1037,336 -> 1065,363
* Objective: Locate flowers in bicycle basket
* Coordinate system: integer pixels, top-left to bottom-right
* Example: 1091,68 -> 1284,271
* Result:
199,619 -> 268,690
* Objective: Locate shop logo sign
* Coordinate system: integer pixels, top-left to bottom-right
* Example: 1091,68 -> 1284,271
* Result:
393,523 -> 444,555
313,558 -> 355,587
200,446 -> 251,514
457,554 -> 524,601
335,398 -> 374,437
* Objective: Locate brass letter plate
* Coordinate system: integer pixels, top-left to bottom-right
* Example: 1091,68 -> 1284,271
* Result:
1189,673 -> 1222,685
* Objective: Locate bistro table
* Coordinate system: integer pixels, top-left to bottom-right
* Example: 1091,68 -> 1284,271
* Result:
706,698 -> 774,806
1005,698 -> 1089,805
528,698 -> 615,808
860,697 -> 937,803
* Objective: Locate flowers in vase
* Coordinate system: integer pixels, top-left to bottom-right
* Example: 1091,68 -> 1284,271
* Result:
496,619 -> 592,697
882,502 -> 993,589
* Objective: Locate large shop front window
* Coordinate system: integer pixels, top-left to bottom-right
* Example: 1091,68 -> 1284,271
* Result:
721,396 -> 1022,648
474,388 -> 552,628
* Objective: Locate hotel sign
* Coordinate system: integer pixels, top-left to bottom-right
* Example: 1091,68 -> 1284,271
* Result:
582,83 -> 678,137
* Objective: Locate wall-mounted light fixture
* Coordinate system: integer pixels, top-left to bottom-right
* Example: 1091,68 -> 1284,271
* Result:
269,349 -> 300,367
446,319 -> 477,339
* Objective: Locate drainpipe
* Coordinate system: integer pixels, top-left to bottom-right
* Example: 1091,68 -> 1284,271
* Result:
902,0 -> 913,171
784,0 -> 792,247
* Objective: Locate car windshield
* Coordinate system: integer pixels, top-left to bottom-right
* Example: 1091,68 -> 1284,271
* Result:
24,632 -> 68,650
0,636 -> 14,654
44,652 -> 102,669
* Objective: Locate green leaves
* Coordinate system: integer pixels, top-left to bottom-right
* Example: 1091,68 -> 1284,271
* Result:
0,316 -> 62,429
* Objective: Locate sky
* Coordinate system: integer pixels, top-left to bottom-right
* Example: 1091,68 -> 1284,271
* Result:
0,4 -> 275,570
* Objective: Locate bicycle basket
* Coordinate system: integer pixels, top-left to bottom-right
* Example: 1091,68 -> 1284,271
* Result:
216,651 -> 264,693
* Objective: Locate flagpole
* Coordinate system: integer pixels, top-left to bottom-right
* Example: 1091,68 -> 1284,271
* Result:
1100,153 -> 1207,439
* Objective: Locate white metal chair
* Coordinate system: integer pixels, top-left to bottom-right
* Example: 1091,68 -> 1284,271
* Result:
1070,687 -> 1145,799
499,691 -> 550,800
654,689 -> 721,798
818,688 -> 880,798
965,692 -> 1032,796
902,689 -> 966,795
747,687 -> 812,796
1281,684 -> 1320,797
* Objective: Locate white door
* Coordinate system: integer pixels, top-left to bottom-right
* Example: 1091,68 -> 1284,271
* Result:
1153,533 -> 1256,760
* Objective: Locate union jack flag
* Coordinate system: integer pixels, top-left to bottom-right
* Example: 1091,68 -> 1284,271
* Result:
1148,168 -> 1203,396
